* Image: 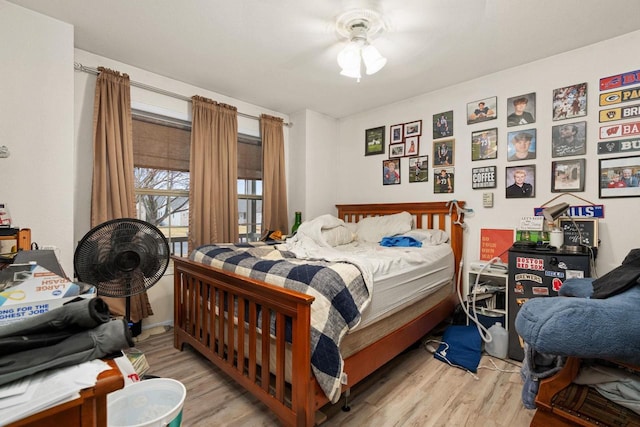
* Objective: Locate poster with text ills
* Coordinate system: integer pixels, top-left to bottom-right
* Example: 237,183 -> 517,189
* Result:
480,229 -> 514,264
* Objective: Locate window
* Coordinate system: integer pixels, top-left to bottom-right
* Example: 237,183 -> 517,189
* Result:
132,113 -> 191,256
132,112 -> 263,252
237,134 -> 263,242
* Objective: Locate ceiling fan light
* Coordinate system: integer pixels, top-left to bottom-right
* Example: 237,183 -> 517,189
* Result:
337,42 -> 361,70
362,44 -> 387,75
340,61 -> 362,79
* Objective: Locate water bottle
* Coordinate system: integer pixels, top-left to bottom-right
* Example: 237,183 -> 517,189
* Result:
485,322 -> 508,359
291,211 -> 302,235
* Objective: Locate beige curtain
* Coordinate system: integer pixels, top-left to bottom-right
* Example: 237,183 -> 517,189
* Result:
189,96 -> 239,250
91,67 -> 153,323
261,114 -> 288,232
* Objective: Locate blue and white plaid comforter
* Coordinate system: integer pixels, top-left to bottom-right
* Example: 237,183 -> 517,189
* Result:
190,242 -> 371,403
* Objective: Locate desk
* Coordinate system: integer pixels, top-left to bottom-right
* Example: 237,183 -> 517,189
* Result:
6,360 -> 124,427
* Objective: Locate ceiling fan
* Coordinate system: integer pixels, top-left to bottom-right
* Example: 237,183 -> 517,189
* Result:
335,8 -> 388,81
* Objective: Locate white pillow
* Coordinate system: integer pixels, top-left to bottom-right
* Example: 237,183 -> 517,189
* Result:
321,225 -> 355,247
403,229 -> 450,246
355,211 -> 413,243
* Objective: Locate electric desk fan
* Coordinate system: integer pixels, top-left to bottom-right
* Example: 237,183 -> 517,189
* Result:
74,218 -> 170,325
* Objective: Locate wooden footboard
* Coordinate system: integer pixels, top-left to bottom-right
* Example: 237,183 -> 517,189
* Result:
173,258 -> 315,426
173,201 -> 465,426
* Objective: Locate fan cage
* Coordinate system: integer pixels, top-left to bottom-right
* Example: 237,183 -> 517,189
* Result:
74,218 -> 170,298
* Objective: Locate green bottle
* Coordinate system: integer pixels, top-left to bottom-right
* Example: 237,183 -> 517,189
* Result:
291,211 -> 302,235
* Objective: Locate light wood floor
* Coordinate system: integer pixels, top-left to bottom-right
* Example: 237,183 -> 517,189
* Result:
134,327 -> 535,427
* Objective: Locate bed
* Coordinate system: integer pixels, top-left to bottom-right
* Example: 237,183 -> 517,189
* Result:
172,202 -> 465,426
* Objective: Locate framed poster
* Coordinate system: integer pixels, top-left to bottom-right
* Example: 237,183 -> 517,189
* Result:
433,110 -> 453,139
390,123 -> 404,144
505,165 -> 535,198
467,96 -> 497,124
433,138 -> 454,166
552,159 -> 586,193
471,128 -> 498,161
506,93 -> 536,127
507,129 -> 537,161
599,155 -> 640,198
405,136 -> 419,157
409,155 -> 429,183
365,126 -> 385,156
552,121 -> 586,157
552,82 -> 587,121
434,167 -> 454,193
472,166 -> 497,189
404,120 -> 422,137
559,218 -> 598,248
382,159 -> 400,185
389,143 -> 405,159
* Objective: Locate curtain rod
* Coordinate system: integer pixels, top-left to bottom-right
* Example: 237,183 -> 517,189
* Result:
74,62 -> 292,127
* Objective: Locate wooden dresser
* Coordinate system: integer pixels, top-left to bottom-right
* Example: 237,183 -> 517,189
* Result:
6,360 -> 124,427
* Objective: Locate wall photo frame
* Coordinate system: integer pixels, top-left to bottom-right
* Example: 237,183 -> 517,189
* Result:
433,110 -> 453,139
471,128 -> 498,161
434,167 -> 454,193
472,166 -> 497,189
404,120 -> 422,138
505,164 -> 535,198
552,82 -> 587,121
599,155 -> 640,198
552,121 -> 587,157
409,155 -> 429,183
405,136 -> 419,157
365,126 -> 385,156
467,96 -> 497,124
506,93 -> 536,127
507,129 -> 536,161
389,143 -> 405,159
390,123 -> 404,144
433,138 -> 454,166
383,159 -> 401,185
552,158 -> 586,193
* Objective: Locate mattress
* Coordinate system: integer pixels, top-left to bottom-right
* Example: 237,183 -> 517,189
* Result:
341,242 -> 455,330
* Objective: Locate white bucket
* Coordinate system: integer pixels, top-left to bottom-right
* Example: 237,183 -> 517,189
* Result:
108,378 -> 186,427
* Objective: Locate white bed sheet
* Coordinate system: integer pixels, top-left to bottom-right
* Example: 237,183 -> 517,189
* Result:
334,242 -> 455,330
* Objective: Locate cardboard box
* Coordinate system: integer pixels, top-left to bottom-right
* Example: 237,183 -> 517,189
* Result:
0,263 -> 96,324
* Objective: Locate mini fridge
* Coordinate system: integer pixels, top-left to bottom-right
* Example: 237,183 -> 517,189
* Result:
508,247 -> 591,361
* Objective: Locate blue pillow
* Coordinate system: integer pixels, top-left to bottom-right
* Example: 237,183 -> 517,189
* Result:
434,325 -> 482,373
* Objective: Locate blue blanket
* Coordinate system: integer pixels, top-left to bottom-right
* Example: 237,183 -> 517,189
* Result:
515,279 -> 640,365
190,243 -> 370,403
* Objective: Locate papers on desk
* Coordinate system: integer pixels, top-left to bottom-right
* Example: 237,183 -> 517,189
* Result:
0,359 -> 111,425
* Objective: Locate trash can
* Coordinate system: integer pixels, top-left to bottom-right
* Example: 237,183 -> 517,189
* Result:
108,378 -> 186,427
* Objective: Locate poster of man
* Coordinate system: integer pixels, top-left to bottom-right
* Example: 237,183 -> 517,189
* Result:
471,128 -> 498,160
433,138 -> 454,166
505,165 -> 536,198
467,96 -> 497,124
409,156 -> 429,183
552,121 -> 586,157
433,110 -> 453,138
507,129 -> 537,161
507,93 -> 536,127
434,167 -> 455,193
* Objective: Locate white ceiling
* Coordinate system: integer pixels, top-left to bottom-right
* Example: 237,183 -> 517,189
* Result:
9,0 -> 640,119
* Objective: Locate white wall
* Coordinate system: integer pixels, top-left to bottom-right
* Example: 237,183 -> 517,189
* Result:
335,30 -> 640,288
0,1 -> 75,274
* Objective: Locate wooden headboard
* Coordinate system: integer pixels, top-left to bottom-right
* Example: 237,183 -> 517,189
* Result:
335,201 -> 466,272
